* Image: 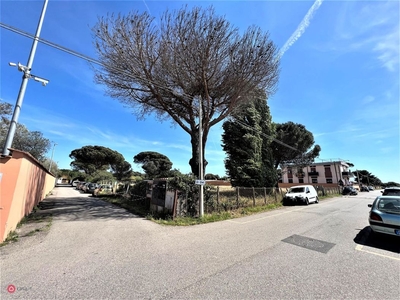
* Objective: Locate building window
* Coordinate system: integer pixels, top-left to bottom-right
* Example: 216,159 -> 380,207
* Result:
288,179 -> 293,183
299,178 -> 304,183
287,167 -> 293,178
326,178 -> 333,184
310,166 -> 316,172
296,168 -> 305,178
312,177 -> 318,184
324,165 -> 332,177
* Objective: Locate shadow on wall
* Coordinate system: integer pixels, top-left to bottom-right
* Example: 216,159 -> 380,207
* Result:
0,148 -> 55,242
24,166 -> 47,216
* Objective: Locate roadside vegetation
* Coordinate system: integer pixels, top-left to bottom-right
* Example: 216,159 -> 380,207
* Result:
98,183 -> 341,226
0,205 -> 53,247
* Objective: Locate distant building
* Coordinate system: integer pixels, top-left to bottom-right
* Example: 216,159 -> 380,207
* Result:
279,160 -> 353,188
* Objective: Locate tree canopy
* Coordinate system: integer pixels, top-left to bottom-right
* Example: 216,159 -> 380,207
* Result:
271,122 -> 321,170
69,145 -> 126,176
93,5 -> 280,176
111,160 -> 133,181
354,169 -> 382,186
133,151 -> 173,179
1,100 -> 51,162
222,92 -> 276,187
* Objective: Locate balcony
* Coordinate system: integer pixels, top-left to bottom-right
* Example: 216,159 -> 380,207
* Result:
308,172 -> 319,176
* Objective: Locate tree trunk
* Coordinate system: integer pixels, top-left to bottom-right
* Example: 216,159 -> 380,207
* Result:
188,130 -> 208,177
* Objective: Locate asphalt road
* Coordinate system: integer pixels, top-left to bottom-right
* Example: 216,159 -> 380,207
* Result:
1,186 -> 399,299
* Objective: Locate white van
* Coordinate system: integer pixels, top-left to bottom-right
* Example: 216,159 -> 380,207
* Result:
283,185 -> 319,205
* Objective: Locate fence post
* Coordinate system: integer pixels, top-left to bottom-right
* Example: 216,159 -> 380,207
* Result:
236,187 -> 239,208
217,186 -> 220,212
252,187 -> 256,207
172,190 -> 178,220
264,187 -> 267,205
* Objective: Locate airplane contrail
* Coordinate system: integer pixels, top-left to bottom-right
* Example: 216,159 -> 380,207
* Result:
142,0 -> 152,15
278,0 -> 324,58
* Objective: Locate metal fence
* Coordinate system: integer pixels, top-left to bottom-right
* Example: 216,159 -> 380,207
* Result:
174,185 -> 342,217
121,182 -> 342,218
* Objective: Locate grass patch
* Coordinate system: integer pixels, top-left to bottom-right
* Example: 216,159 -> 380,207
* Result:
151,202 -> 282,226
0,230 -> 19,247
1,205 -> 53,247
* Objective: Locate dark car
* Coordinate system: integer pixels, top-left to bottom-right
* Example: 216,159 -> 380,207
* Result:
381,187 -> 400,196
360,186 -> 370,192
86,183 -> 99,194
342,186 -> 358,195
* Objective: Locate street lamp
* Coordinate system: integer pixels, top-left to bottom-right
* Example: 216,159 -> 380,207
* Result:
49,142 -> 57,173
1,0 -> 49,157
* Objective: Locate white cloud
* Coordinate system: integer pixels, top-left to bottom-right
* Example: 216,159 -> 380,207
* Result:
332,1 -> 399,72
373,29 -> 399,72
362,95 -> 375,104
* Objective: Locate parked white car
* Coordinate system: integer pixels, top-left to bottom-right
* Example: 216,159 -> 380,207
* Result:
283,185 -> 319,205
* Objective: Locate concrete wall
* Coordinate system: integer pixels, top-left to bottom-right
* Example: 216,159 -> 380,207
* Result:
0,148 -> 55,242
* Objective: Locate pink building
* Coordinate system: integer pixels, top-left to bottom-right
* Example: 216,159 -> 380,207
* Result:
279,160 -> 353,187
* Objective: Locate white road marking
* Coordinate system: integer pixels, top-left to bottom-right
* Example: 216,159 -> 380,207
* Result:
355,244 -> 400,261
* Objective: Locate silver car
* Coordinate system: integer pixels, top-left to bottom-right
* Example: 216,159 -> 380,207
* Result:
368,196 -> 400,237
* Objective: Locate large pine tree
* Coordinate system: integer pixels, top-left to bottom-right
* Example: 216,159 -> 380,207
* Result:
222,93 -> 276,187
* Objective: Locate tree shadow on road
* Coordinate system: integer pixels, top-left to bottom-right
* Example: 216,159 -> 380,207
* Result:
354,226 -> 400,254
36,190 -> 144,222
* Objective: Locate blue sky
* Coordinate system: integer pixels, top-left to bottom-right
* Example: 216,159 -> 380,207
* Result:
1,0 -> 399,183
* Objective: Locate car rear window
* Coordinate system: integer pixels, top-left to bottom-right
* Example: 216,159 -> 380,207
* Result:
382,189 -> 400,196
377,197 -> 400,213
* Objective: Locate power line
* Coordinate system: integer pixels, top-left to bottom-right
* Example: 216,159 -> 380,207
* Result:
1,21 -> 302,154
232,118 -> 301,152
0,22 -> 102,66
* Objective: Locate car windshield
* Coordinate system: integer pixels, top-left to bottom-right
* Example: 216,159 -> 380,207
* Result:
383,189 -> 400,196
377,197 -> 400,214
289,187 -> 304,193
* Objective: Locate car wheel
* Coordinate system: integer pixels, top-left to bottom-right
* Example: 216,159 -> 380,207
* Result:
305,198 -> 309,205
315,196 -> 319,204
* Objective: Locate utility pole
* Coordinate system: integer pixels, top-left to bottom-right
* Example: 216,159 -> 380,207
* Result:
49,142 -> 57,173
199,100 -> 204,217
2,0 -> 49,157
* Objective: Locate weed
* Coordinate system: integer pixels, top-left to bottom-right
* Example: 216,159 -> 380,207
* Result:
0,230 -> 18,247
25,229 -> 41,236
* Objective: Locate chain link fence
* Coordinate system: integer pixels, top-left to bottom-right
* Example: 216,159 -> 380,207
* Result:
113,181 -> 341,218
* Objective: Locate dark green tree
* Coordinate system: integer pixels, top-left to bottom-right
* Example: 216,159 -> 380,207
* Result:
354,170 -> 381,186
222,93 -> 276,187
133,151 -> 173,179
383,181 -> 400,187
111,160 -> 133,181
1,100 -> 50,162
69,145 -> 125,176
59,169 -> 85,182
271,122 -> 321,170
93,5 -> 280,176
89,170 -> 115,183
205,173 -> 220,180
